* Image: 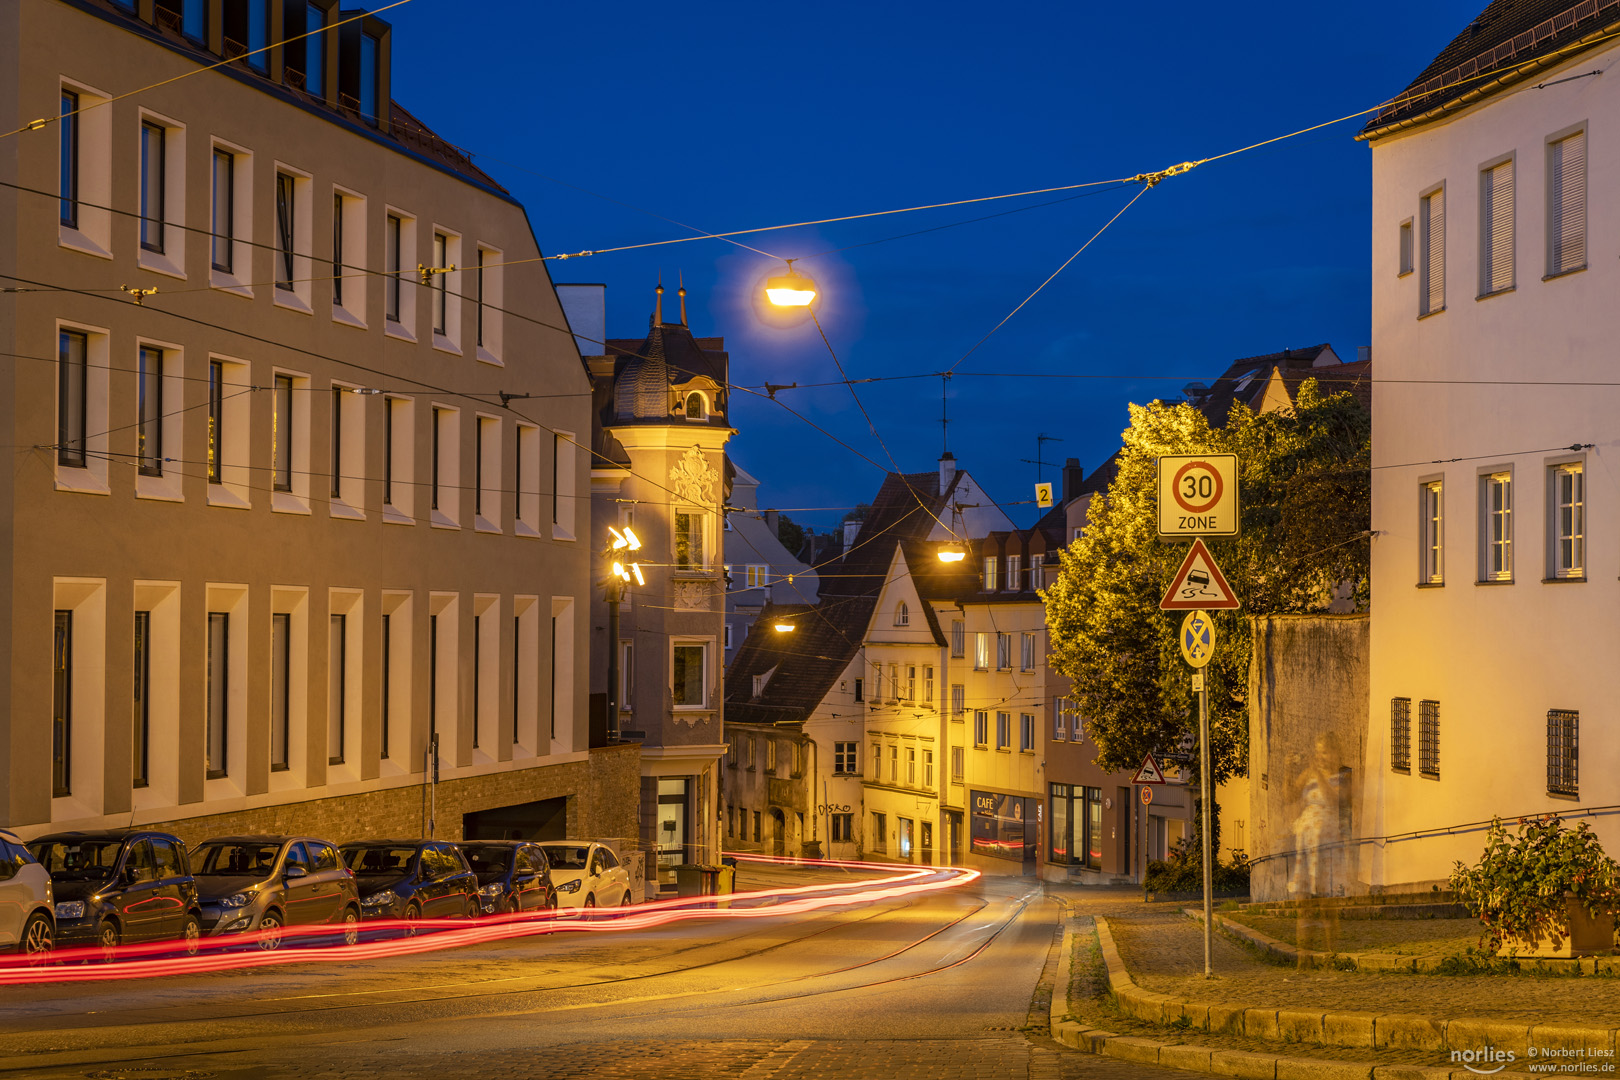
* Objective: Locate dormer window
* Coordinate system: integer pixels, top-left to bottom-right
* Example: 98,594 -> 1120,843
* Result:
895,602 -> 909,626
685,392 -> 706,421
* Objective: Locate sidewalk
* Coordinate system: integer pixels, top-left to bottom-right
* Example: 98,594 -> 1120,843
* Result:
1046,902 -> 1619,1079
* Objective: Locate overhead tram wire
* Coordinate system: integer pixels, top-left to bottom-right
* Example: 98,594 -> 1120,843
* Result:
1,0 -> 419,140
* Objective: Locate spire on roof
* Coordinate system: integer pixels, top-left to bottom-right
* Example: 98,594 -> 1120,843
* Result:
678,273 -> 688,326
653,277 -> 664,327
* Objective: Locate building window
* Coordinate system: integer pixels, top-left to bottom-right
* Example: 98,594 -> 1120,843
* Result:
1419,187 -> 1445,316
207,360 -> 224,483
431,232 -> 449,333
331,193 -> 345,309
894,601 -> 909,626
1020,712 -> 1034,752
358,30 -> 380,124
923,665 -> 934,704
672,642 -> 707,708
57,329 -> 87,468
1020,632 -> 1036,672
831,813 -> 853,843
684,392 -> 705,420
1030,553 -> 1045,589
286,0 -> 327,94
1418,699 -> 1440,779
923,749 -> 934,788
951,746 -> 964,782
206,612 -> 229,779
273,374 -> 295,492
767,739 -> 778,774
383,397 -> 411,515
951,619 -> 964,658
974,632 -> 989,671
872,813 -> 887,853
974,710 -> 988,747
1482,472 -> 1512,581
139,121 -> 166,253
59,90 -> 78,227
385,213 -> 403,322
1388,696 -> 1412,773
996,712 -> 1011,750
275,172 -> 297,291
132,610 -> 151,787
328,614 -> 346,764
870,741 -> 881,780
853,677 -> 863,703
552,432 -> 577,539
135,345 -> 165,478
1006,554 -> 1021,590
1421,481 -> 1443,584
1549,130 -> 1587,276
1052,697 -> 1067,741
1479,159 -> 1513,296
746,565 -> 770,588
982,556 -> 997,591
475,416 -> 499,525
1551,464 -> 1584,579
1397,218 -> 1413,276
996,633 -> 1011,670
430,407 -> 460,522
834,741 -> 857,775
211,147 -> 237,274
228,0 -> 271,70
905,665 -> 916,701
52,610 -> 72,797
269,612 -> 290,772
675,511 -> 706,569
889,663 -> 899,700
890,745 -> 898,781
1547,709 -> 1578,798
951,685 -> 964,722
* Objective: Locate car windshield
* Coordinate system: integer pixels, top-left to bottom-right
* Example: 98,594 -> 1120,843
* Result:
28,839 -> 122,880
342,846 -> 417,875
542,845 -> 590,870
193,843 -> 281,876
461,846 -> 515,875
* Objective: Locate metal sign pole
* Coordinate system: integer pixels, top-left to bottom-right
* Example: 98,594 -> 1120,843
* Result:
1200,677 -> 1213,978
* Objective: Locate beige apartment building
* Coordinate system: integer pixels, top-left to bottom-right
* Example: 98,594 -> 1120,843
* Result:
0,0 -> 632,845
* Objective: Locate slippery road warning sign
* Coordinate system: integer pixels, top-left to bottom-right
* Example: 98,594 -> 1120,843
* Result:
1132,753 -> 1167,785
1157,454 -> 1239,538
1160,539 -> 1240,611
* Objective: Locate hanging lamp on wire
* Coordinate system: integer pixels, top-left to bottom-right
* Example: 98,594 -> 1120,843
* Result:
765,258 -> 817,307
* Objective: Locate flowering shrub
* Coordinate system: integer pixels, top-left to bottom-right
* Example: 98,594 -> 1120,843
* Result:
1448,816 -> 1620,952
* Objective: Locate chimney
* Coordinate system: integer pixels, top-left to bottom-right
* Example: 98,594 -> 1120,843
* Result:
1357,345 -> 1371,365
1061,457 -> 1084,506
764,509 -> 779,538
938,452 -> 957,496
843,519 -> 861,548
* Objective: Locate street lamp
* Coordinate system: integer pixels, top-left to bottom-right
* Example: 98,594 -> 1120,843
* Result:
937,541 -> 967,563
604,526 -> 645,742
765,259 -> 817,307
773,621 -> 796,633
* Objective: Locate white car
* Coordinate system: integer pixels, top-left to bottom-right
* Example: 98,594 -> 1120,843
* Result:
0,828 -> 54,956
536,842 -> 633,910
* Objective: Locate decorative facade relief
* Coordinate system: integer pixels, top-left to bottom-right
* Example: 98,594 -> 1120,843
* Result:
669,446 -> 718,506
673,580 -> 711,610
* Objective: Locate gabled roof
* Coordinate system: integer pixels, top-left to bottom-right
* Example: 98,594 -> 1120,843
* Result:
1361,0 -> 1620,139
1191,345 -> 1370,423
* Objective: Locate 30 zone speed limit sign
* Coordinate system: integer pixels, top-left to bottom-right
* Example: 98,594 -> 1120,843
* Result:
1157,454 -> 1239,538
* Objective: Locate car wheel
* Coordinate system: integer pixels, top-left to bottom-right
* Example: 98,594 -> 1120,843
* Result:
98,919 -> 121,963
463,897 -> 479,920
583,894 -> 596,909
546,894 -> 558,911
403,901 -> 422,936
620,891 -> 633,907
257,911 -> 284,952
181,913 -> 202,957
504,896 -> 519,916
341,907 -> 360,947
20,913 -> 53,960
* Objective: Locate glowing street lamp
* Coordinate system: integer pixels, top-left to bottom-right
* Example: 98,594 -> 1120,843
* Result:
773,621 -> 797,633
765,259 -> 817,307
937,541 -> 967,563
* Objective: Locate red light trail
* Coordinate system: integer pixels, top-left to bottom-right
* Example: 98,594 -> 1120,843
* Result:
0,855 -> 979,986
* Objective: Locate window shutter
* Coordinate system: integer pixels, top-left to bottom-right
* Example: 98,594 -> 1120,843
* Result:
1551,132 -> 1586,274
1481,161 -> 1513,294
1420,190 -> 1445,315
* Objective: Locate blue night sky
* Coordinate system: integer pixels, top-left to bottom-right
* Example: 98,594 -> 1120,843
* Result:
388,1 -> 1477,534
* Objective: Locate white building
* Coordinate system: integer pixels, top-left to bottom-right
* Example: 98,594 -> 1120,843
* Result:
723,463 -> 817,657
1361,0 -> 1620,887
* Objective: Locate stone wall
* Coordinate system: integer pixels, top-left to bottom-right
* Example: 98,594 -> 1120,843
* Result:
143,744 -> 642,850
1248,615 -> 1369,902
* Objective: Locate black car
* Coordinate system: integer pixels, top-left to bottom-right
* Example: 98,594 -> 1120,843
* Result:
28,830 -> 201,957
339,840 -> 478,924
456,841 -> 555,916
191,835 -> 361,950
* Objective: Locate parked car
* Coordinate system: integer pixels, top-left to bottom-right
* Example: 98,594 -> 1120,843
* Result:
27,830 -> 201,957
0,828 -> 53,957
339,840 -> 478,924
456,841 -> 555,916
190,835 -> 360,950
536,841 -> 634,910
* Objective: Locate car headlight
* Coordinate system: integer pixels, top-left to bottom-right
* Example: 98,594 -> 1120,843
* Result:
556,879 -> 580,893
55,901 -> 85,919
361,889 -> 398,908
478,883 -> 504,896
219,892 -> 254,908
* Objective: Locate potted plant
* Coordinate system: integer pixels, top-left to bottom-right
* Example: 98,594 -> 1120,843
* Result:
1449,816 -> 1620,958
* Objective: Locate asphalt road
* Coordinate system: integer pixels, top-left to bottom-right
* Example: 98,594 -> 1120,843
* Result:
0,867 -> 1197,1080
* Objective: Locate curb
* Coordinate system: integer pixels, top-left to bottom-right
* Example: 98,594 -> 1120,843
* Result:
1191,907 -> 1620,977
1046,914 -> 1619,1078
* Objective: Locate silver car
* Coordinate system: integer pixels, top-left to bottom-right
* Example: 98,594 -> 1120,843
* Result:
0,828 -> 54,956
536,841 -> 634,910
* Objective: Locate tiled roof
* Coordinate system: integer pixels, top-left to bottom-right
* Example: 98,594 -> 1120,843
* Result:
1192,345 -> 1370,424
1362,0 -> 1620,137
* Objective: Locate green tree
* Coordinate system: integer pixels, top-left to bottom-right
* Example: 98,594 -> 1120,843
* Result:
1043,381 -> 1370,852
776,513 -> 807,558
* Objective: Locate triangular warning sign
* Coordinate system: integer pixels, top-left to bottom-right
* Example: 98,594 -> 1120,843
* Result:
1160,538 -> 1240,611
1132,753 -> 1166,785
